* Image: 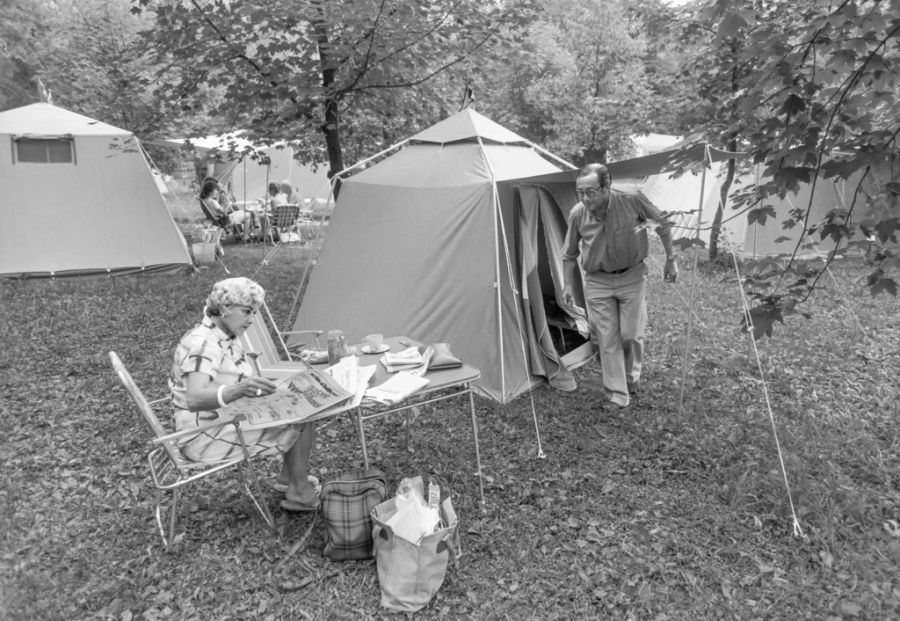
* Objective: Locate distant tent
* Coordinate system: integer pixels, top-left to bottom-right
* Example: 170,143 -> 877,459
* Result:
522,144 -> 859,259
156,134 -> 332,207
0,103 -> 192,277
289,109 -> 593,403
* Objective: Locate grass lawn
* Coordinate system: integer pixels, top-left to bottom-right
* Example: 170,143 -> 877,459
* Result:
2,242 -> 899,620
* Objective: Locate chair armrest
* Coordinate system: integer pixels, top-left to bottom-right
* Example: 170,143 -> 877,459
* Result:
151,413 -> 247,444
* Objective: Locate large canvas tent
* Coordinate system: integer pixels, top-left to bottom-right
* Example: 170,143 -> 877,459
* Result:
289,109 -> 594,403
0,103 -> 192,277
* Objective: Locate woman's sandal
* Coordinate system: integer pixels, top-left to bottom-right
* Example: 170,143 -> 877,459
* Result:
279,497 -> 319,512
270,474 -> 319,494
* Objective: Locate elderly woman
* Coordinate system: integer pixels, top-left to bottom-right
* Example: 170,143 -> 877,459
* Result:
169,277 -> 319,511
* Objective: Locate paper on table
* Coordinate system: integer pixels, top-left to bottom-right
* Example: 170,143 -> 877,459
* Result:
324,356 -> 360,393
364,371 -> 430,405
325,356 -> 377,407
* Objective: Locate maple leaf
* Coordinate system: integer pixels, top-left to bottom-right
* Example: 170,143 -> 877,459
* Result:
748,205 -> 777,226
870,276 -> 897,297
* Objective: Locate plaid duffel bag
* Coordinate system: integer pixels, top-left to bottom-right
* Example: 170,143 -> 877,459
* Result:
320,468 -> 387,561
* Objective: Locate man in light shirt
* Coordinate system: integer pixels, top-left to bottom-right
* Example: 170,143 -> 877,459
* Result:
562,163 -> 677,408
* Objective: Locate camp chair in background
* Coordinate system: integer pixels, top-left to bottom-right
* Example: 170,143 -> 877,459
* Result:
108,351 -> 274,550
199,198 -> 245,243
266,204 -> 302,245
238,302 -> 323,378
198,198 -> 230,231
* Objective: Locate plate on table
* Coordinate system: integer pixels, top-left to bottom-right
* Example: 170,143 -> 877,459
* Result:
298,349 -> 329,364
361,343 -> 391,354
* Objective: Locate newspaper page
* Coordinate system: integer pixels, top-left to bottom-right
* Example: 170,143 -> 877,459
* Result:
364,371 -> 430,406
325,356 -> 377,407
235,369 -> 353,430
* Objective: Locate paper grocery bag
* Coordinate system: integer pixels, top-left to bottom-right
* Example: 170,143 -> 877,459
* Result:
371,497 -> 459,613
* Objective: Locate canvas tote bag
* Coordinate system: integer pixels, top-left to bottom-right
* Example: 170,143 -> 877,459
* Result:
371,496 -> 460,612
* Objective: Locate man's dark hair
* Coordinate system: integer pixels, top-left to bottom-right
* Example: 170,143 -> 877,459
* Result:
576,163 -> 612,188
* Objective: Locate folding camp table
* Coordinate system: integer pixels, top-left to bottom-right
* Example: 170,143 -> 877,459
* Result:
350,336 -> 485,506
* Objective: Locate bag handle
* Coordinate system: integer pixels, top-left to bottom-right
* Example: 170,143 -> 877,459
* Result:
440,527 -> 463,563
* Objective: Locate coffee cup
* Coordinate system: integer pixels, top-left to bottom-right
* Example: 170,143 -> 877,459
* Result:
364,333 -> 384,352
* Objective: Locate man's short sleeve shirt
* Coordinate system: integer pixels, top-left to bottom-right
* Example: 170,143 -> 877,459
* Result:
562,189 -> 664,273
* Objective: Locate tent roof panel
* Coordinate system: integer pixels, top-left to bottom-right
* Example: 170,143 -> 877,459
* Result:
0,102 -> 130,136
408,108 -> 531,145
349,142 -> 560,187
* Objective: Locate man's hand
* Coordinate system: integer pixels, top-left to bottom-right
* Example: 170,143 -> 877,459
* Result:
563,286 -> 574,306
663,257 -> 678,283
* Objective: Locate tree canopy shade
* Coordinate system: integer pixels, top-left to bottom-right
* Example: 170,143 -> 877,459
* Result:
132,0 -> 538,176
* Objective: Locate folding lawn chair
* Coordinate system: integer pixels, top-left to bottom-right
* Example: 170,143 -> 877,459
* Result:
108,351 -> 274,549
238,301 -> 324,378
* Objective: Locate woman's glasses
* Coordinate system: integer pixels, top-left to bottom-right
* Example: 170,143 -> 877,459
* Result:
227,305 -> 258,317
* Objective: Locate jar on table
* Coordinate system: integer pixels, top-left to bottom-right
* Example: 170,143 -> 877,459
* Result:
326,330 -> 347,365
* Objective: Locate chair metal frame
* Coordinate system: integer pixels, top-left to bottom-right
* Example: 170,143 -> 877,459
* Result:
238,302 -> 324,377
109,351 -> 274,549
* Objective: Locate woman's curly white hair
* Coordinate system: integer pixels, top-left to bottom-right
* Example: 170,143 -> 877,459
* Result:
204,277 -> 265,316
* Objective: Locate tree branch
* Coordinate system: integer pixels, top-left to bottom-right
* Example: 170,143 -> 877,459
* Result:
799,165 -> 870,304
341,27 -> 496,94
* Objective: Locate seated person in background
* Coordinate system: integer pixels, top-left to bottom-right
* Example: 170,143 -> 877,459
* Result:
200,178 -> 247,231
279,180 -> 299,204
169,277 -> 320,512
268,181 -> 289,208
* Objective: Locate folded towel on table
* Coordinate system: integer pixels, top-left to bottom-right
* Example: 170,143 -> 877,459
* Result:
381,346 -> 431,374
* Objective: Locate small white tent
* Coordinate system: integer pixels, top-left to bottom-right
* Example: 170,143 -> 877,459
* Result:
289,109 -> 593,403
0,103 -> 192,277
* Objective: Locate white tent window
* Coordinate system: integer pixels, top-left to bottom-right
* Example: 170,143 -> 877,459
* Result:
14,136 -> 75,164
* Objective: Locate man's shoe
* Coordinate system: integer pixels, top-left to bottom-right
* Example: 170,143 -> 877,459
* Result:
627,381 -> 640,396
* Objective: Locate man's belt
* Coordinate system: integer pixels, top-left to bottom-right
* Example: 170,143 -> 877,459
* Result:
596,265 -> 632,275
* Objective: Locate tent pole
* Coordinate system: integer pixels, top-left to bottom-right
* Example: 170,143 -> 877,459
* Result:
331,139 -> 409,178
529,143 -> 577,171
478,137 -> 546,457
479,140 -> 506,401
676,151 -> 709,416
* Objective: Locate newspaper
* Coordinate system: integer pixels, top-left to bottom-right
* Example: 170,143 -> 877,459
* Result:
364,371 -> 430,406
324,356 -> 378,407
233,369 -> 353,429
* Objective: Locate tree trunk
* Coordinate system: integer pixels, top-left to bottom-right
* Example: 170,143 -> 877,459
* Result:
709,136 -> 739,261
580,145 -> 608,167
710,42 -> 742,261
312,6 -> 344,179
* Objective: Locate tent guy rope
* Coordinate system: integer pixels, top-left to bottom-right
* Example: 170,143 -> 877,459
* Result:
731,252 -> 806,539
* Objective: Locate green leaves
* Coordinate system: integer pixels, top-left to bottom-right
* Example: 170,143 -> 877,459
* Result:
747,205 -> 777,227
867,269 -> 898,297
136,0 -> 534,172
